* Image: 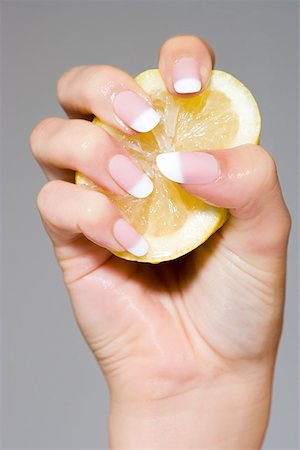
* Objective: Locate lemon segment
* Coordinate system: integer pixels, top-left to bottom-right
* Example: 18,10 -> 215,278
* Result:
76,69 -> 260,263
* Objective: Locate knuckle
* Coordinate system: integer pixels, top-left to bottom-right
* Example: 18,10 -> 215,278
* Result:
56,70 -> 72,103
245,144 -> 278,190
159,35 -> 214,67
159,36 -> 173,54
281,201 -> 292,237
84,65 -> 119,101
161,34 -> 205,50
37,181 -> 58,214
30,117 -> 58,156
182,34 -> 206,46
87,64 -> 117,81
57,64 -> 121,107
37,180 -> 67,227
248,145 -> 292,238
56,66 -> 84,100
282,207 -> 292,236
285,208 -> 292,235
255,145 -> 278,188
159,35 -> 186,56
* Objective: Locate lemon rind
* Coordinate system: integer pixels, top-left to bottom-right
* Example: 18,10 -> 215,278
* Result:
112,209 -> 228,263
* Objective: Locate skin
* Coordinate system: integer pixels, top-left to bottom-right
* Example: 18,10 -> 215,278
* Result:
31,35 -> 291,449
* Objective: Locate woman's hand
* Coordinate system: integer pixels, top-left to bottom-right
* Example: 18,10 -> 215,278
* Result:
30,35 -> 291,449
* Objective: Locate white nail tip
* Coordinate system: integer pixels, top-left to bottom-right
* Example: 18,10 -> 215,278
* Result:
127,174 -> 154,198
127,236 -> 149,257
156,153 -> 184,183
130,107 -> 160,132
174,78 -> 201,94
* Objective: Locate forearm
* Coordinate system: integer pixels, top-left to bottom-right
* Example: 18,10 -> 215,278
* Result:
109,375 -> 272,450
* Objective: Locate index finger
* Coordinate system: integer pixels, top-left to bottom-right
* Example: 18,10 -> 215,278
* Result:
158,35 -> 215,96
56,65 -> 160,134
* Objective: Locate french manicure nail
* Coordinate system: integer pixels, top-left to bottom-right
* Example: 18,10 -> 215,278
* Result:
109,154 -> 153,198
113,219 -> 149,257
113,90 -> 160,133
156,152 -> 219,184
173,58 -> 201,94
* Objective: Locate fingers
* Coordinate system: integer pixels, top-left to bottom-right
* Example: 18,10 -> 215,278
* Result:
158,35 -> 215,96
156,145 -> 291,257
56,35 -> 215,135
31,117 -> 154,198
37,180 -> 149,257
57,65 -> 160,134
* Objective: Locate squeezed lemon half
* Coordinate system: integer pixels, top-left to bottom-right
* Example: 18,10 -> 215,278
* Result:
76,69 -> 261,263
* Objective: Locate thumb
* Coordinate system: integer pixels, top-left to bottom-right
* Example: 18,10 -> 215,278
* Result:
156,145 -> 291,258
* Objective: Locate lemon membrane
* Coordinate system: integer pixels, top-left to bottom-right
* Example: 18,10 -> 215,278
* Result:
76,69 -> 261,263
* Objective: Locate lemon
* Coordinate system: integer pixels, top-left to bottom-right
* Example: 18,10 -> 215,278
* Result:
76,69 -> 261,263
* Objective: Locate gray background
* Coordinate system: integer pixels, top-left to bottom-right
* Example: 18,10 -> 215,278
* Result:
1,0 -> 299,448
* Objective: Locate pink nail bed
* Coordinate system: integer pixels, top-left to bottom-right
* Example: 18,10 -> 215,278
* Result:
109,154 -> 153,198
113,90 -> 160,133
156,152 -> 219,184
113,219 -> 149,257
173,57 -> 201,94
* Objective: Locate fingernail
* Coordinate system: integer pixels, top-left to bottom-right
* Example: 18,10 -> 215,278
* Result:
173,58 -> 201,94
113,219 -> 149,257
109,154 -> 153,198
156,152 -> 219,184
113,90 -> 160,133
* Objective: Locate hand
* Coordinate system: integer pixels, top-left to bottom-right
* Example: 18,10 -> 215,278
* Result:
31,35 -> 291,449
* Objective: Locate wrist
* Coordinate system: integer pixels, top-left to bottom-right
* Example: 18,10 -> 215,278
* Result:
109,368 -> 273,450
